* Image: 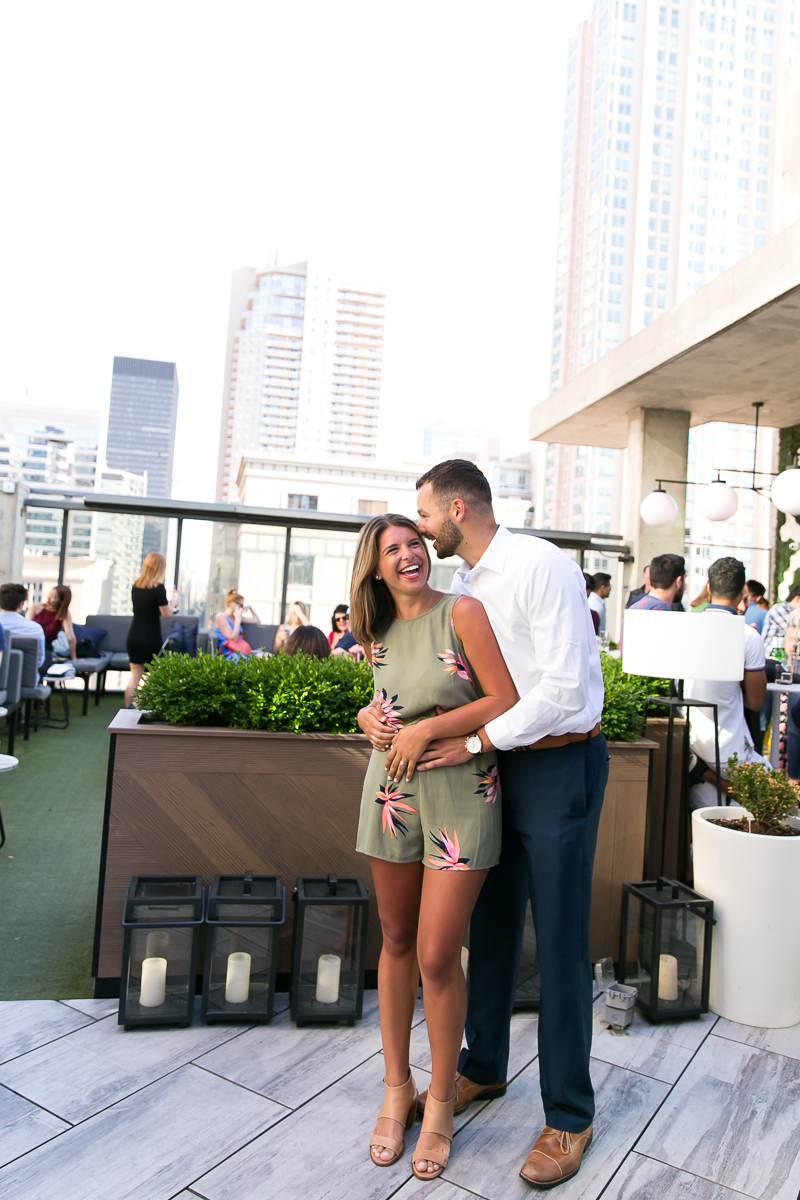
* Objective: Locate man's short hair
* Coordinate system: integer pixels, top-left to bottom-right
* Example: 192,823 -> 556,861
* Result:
745,578 -> 765,598
415,459 -> 493,512
0,583 -> 27,612
592,572 -> 612,588
788,583 -> 800,602
708,557 -> 746,601
649,553 -> 685,590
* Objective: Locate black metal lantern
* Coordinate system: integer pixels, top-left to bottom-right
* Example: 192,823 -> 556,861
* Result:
119,875 -> 204,1029
618,877 -> 713,1022
201,872 -> 285,1024
290,874 -> 369,1027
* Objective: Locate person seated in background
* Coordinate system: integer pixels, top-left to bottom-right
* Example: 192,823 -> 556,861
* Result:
743,578 -> 767,633
625,564 -> 650,608
26,585 -> 77,669
628,554 -> 685,612
329,603 -> 350,649
761,583 -> 800,650
214,589 -> 260,659
0,582 -> 45,668
690,580 -> 710,612
283,624 -> 330,659
685,556 -> 768,809
273,600 -> 309,653
588,571 -> 611,637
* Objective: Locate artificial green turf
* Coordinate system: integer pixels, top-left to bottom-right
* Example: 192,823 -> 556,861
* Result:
0,693 -> 124,1000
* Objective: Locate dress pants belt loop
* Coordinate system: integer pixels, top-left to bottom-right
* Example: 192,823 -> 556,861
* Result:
514,722 -> 602,753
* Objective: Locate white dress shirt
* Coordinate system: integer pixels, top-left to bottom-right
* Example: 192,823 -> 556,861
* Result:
451,525 -> 604,751
0,610 -> 46,667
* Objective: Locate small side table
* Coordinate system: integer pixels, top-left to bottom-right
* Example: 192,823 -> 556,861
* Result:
766,682 -> 800,768
0,752 -> 19,849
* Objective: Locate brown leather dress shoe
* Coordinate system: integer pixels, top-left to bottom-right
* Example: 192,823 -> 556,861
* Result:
519,1125 -> 593,1188
417,1072 -> 507,1116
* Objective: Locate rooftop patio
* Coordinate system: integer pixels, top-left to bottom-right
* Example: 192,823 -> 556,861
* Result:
1,985 -> 799,1199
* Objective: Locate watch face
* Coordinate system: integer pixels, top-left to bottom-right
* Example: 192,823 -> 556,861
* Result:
466,735 -> 481,754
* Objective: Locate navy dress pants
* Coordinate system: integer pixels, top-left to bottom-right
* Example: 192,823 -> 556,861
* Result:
458,733 -> 609,1132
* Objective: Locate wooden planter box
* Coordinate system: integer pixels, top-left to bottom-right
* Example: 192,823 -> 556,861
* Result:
92,713 -> 655,994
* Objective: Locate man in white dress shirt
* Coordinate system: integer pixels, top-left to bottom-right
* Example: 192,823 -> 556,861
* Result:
359,460 -> 607,1188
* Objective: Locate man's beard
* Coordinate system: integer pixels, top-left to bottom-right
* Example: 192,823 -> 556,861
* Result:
428,516 -> 461,560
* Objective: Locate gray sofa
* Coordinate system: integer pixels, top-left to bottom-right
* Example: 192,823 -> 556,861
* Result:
84,615 -> 210,699
0,643 -> 23,754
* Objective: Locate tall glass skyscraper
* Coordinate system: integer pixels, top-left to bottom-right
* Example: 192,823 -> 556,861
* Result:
106,357 -> 179,498
216,260 -> 386,501
537,0 -> 796,588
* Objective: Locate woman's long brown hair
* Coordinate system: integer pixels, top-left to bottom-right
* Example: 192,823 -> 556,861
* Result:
349,514 -> 431,646
134,552 -> 167,589
49,585 -> 72,622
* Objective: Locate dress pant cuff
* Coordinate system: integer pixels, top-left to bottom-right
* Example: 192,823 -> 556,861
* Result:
457,1050 -> 506,1087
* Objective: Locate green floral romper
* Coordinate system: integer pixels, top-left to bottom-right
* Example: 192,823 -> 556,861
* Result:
356,594 -> 502,871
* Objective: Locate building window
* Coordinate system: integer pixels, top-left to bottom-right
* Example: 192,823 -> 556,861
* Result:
288,554 -> 314,586
357,499 -> 387,515
288,493 -> 318,510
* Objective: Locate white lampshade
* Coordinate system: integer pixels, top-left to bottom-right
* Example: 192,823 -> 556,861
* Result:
700,481 -> 738,522
771,466 -> 800,516
640,489 -> 678,527
622,610 -> 744,680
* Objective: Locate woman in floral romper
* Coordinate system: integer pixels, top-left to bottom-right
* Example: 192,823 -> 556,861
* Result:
351,514 -> 517,1181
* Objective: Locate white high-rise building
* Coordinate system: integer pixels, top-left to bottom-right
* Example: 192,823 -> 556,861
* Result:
216,259 -> 386,501
540,0 -> 796,590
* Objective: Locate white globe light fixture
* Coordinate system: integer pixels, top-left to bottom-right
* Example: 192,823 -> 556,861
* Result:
640,488 -> 678,527
770,461 -> 800,515
700,480 -> 738,522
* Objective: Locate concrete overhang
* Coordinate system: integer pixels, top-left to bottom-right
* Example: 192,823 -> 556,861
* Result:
529,218 -> 800,448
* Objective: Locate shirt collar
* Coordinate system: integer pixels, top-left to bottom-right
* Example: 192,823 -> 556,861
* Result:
459,525 -> 511,579
706,603 -> 739,615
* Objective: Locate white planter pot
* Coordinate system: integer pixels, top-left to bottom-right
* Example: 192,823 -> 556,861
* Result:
692,806 -> 800,1027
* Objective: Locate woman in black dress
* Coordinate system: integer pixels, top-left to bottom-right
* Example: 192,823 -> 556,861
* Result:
124,552 -> 178,707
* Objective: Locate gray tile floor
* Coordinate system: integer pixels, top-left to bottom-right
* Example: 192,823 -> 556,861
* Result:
0,991 -> 796,1199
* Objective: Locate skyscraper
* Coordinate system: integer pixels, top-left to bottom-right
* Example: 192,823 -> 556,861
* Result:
216,260 -> 386,501
106,357 -> 179,498
539,0 -> 794,585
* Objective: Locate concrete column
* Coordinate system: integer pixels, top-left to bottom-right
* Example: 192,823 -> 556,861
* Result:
622,408 -> 690,601
0,484 -> 26,584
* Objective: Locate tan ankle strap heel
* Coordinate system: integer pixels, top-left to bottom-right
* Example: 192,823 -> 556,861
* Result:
369,1073 -> 418,1168
412,1090 -> 455,1181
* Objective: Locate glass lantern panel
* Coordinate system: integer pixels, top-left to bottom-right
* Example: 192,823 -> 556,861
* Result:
125,926 -> 194,1017
654,906 -> 705,1013
621,893 -> 655,1009
206,925 -> 276,1016
131,882 -> 198,923
297,903 -> 364,1016
216,903 -> 280,923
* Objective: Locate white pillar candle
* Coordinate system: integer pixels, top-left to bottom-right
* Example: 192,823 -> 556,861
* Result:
657,954 -> 679,1002
225,951 -> 252,1004
145,930 -> 169,959
139,956 -> 167,1007
315,953 -> 341,1004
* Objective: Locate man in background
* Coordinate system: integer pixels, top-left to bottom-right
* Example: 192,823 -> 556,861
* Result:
625,565 -> 650,609
761,583 -> 800,650
627,555 -> 685,612
587,572 -> 611,638
685,557 -> 768,808
0,583 -> 44,668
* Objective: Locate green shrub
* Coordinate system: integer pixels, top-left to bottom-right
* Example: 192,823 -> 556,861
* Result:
600,651 -> 671,743
135,651 -> 374,734
726,754 -> 800,829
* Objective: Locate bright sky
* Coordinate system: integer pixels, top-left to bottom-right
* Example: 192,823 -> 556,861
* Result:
1,0 -> 592,514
